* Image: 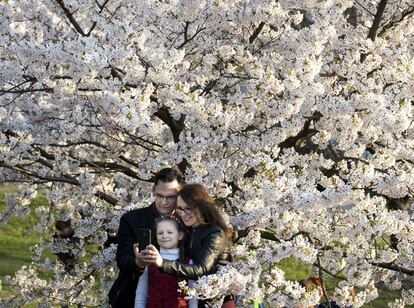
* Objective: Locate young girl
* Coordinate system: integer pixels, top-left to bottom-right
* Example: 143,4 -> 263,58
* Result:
134,215 -> 197,308
147,184 -> 235,308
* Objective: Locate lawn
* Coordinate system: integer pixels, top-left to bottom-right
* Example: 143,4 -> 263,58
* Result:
0,184 -> 46,300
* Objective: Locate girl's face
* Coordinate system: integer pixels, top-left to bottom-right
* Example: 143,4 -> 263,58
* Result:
156,220 -> 183,249
176,196 -> 204,228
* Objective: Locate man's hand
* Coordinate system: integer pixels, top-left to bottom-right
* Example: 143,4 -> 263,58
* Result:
134,244 -> 163,268
146,244 -> 163,267
133,243 -> 149,269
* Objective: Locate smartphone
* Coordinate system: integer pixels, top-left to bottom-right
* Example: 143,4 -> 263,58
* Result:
136,228 -> 151,252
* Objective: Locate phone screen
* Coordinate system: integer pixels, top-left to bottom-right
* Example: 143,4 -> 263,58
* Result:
136,228 -> 151,251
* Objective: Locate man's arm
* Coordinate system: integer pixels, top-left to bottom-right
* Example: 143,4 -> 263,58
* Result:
116,214 -> 142,276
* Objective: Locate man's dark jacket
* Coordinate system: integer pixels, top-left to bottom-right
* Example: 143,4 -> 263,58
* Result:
108,203 -> 159,308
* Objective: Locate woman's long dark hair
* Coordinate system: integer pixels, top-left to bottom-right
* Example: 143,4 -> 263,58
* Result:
177,184 -> 232,241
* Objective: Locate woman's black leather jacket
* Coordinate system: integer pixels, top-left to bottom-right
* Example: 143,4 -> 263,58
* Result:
160,223 -> 230,280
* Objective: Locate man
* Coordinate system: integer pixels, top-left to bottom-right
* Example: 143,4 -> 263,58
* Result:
108,167 -> 185,307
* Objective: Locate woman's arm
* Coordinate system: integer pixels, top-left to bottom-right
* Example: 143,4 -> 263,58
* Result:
134,266 -> 148,308
148,229 -> 227,280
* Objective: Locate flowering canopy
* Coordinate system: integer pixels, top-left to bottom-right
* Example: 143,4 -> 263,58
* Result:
1,0 -> 414,306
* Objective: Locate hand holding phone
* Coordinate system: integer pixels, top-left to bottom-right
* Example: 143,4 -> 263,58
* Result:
134,228 -> 152,269
136,228 -> 151,252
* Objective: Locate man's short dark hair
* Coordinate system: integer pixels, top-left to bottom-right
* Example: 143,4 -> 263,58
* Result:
153,167 -> 185,187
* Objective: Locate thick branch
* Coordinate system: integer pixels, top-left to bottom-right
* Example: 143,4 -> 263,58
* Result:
95,191 -> 118,205
360,0 -> 388,63
278,111 -> 322,151
154,106 -> 186,143
373,262 -> 414,275
367,0 -> 388,41
249,22 -> 265,44
55,0 -> 96,36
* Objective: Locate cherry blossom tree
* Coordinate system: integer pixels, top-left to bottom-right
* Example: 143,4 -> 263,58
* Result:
1,0 -> 414,306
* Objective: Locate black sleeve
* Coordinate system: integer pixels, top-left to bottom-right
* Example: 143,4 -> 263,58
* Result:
160,229 -> 227,280
116,214 -> 141,277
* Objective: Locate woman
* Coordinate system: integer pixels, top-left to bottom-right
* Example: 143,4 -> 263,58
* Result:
146,183 -> 234,307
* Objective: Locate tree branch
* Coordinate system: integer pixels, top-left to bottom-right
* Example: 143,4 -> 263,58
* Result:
33,145 -> 151,181
360,0 -> 388,62
177,21 -> 206,49
154,106 -> 186,143
95,0 -> 110,13
55,0 -> 97,36
79,161 -> 147,181
249,22 -> 265,44
378,5 -> 414,38
367,0 -> 388,41
278,111 -> 322,152
373,262 -> 414,275
0,87 -> 53,95
0,162 -> 119,205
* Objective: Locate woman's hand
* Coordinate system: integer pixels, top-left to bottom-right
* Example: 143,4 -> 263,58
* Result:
146,244 -> 163,267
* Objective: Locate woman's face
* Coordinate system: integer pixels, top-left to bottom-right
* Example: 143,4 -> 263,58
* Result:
175,196 -> 203,227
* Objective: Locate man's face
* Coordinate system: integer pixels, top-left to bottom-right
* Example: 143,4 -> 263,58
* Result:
153,180 -> 180,215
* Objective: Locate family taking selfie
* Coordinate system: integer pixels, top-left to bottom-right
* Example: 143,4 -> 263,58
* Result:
108,167 -> 236,308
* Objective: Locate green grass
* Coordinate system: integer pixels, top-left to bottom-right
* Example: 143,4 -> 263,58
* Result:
0,184 -> 45,300
363,289 -> 401,308
277,257 -> 312,280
